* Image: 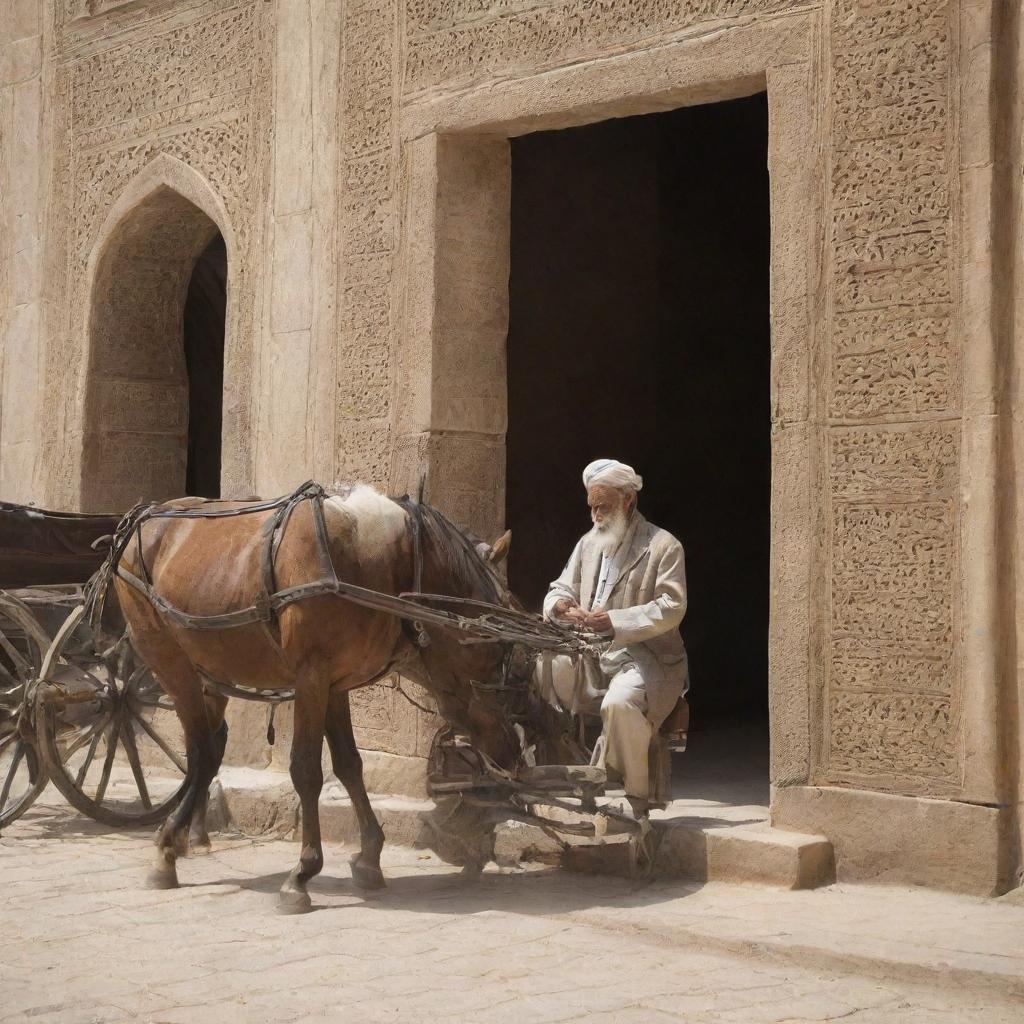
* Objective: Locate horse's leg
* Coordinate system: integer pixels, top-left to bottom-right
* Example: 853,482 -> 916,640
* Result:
278,679 -> 328,913
145,665 -> 220,889
188,693 -> 228,854
325,688 -> 385,891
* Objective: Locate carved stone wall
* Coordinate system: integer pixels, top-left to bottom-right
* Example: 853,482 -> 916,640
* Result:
41,0 -> 274,509
823,0 -> 963,793
13,0 -> 990,801
360,0 -> 971,796
403,0 -> 803,94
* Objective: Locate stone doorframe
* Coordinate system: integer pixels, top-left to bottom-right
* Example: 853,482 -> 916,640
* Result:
76,155 -> 246,511
391,13 -> 821,788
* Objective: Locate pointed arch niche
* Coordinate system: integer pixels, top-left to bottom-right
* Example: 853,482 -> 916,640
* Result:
81,158 -> 234,511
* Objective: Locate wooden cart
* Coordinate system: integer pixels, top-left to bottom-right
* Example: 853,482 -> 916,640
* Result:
0,502 -> 186,829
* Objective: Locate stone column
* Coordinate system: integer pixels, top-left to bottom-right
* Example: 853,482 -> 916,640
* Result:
391,133 -> 510,543
0,0 -> 45,502
256,0 -> 340,497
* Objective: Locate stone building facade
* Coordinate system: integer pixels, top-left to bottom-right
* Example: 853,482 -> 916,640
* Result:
1,0 -> 1022,894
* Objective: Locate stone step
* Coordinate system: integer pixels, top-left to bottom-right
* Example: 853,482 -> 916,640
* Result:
215,767 -> 834,890
558,819 -> 833,889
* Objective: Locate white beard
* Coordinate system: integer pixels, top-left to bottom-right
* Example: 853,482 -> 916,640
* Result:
589,507 -> 629,556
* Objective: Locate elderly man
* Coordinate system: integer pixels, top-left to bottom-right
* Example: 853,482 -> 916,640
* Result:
542,459 -> 688,817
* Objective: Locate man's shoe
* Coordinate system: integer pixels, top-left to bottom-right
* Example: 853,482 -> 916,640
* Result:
602,795 -> 651,823
626,795 -> 652,819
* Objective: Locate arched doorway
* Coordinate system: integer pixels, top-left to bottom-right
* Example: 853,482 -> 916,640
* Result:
82,185 -> 227,511
183,234 -> 226,498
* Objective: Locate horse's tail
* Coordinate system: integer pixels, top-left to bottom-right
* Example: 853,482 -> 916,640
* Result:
84,500 -> 154,630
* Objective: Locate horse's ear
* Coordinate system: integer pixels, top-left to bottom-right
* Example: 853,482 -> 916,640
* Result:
489,530 -> 512,565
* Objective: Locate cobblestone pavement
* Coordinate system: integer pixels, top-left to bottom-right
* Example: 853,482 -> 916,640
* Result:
2,803 -> 1023,1024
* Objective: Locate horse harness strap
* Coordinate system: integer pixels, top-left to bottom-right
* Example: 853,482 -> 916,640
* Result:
105,480 -> 601,657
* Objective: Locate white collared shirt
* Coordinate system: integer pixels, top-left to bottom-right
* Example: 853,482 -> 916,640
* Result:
592,528 -> 631,609
593,554 -> 615,610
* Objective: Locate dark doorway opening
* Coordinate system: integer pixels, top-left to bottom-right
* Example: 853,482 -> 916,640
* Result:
182,232 -> 226,498
506,93 -> 771,804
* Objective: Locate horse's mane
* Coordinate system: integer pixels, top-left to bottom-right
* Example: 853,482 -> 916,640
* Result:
411,501 -> 505,606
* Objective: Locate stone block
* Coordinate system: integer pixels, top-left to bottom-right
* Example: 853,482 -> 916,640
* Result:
771,785 -> 1006,895
222,701 -> 273,769
219,768 -> 299,836
565,820 -> 833,889
361,750 -> 429,798
318,788 -> 436,848
703,824 -> 834,889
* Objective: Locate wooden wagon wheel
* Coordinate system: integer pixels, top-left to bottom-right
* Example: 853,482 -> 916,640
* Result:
35,606 -> 187,827
0,593 -> 52,829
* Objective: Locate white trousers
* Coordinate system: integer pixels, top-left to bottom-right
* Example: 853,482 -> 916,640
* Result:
542,656 -> 653,799
596,667 -> 653,799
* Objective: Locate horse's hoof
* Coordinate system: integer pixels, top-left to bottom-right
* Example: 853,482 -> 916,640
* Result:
188,835 -> 212,856
276,888 -> 312,915
144,868 -> 179,890
350,855 -> 386,891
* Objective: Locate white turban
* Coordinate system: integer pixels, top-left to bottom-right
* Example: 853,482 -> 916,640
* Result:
582,459 -> 643,492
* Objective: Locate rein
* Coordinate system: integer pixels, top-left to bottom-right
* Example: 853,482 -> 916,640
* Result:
97,481 -> 602,658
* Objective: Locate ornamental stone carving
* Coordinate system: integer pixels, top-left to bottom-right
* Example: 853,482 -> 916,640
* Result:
43,0 -> 274,509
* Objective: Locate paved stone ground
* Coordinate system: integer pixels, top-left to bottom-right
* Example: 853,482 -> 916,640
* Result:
2,802 -> 1023,1024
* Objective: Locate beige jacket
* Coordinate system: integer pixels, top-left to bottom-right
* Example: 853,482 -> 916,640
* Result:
543,512 -> 689,725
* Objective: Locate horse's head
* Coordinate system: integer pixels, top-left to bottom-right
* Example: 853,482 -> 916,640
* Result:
407,505 -> 576,771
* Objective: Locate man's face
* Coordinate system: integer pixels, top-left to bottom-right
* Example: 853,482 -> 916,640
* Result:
587,485 -> 631,531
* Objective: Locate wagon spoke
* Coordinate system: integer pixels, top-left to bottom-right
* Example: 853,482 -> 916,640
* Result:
74,721 -> 107,788
0,631 -> 31,678
93,716 -> 120,804
0,661 -> 23,690
129,707 -> 186,775
119,719 -> 151,810
0,741 -> 25,810
62,715 -> 107,761
127,668 -> 174,711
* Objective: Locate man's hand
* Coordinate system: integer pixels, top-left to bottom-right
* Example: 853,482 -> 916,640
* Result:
584,610 -> 613,634
552,598 -> 588,625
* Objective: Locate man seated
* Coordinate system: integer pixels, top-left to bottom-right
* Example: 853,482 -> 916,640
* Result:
542,459 -> 689,818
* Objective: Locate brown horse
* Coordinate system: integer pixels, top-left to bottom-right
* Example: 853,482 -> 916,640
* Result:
112,484 -> 564,912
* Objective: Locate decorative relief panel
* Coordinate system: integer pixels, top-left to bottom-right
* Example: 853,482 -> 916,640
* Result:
828,692 -> 957,780
823,0 -> 961,791
338,0 -> 432,747
336,0 -> 397,487
829,423 -> 959,499
827,485 -> 961,784
832,502 -> 953,648
827,0 -> 956,422
70,6 -> 260,132
403,0 -> 802,93
44,1 -> 274,508
823,1 -> 963,790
